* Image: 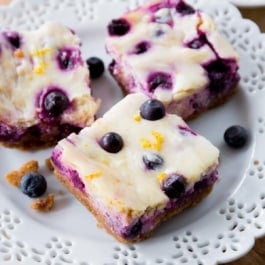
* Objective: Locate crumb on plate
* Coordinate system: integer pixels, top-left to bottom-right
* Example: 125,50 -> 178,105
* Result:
5,160 -> 39,187
31,193 -> 55,212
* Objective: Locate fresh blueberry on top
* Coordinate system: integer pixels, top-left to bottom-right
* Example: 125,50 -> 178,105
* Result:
140,99 -> 165,121
4,32 -> 21,49
203,58 -> 239,93
20,172 -> 47,198
224,125 -> 248,148
162,174 -> 186,199
99,132 -> 123,153
43,89 -> 69,117
147,72 -> 172,93
57,48 -> 80,71
175,1 -> 195,15
107,18 -> 131,36
143,153 -> 164,170
86,57 -> 105,79
132,41 -> 151,55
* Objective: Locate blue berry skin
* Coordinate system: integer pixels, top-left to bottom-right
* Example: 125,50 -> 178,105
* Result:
143,153 -> 164,170
162,174 -> 186,199
203,59 -> 239,94
43,89 -> 69,117
187,34 -> 207,49
140,99 -> 165,121
100,132 -> 123,153
133,41 -> 151,55
224,125 -> 248,148
86,57 -> 105,79
122,219 -> 142,239
20,172 -> 47,198
147,72 -> 172,93
175,1 -> 195,15
107,18 -> 131,36
57,48 -> 80,71
4,32 -> 21,49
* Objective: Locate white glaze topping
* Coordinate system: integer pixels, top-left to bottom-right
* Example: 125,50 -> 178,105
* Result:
55,93 -> 219,216
106,0 -> 239,103
0,22 -> 99,127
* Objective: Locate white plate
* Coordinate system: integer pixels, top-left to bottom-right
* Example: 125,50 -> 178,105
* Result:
0,0 -> 265,264
230,0 -> 265,7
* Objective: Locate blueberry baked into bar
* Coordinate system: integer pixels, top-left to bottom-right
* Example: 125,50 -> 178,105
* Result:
51,93 -> 219,243
106,0 -> 239,119
0,22 -> 99,149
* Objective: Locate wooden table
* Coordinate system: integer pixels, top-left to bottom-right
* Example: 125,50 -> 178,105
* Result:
0,0 -> 263,264
225,7 -> 265,265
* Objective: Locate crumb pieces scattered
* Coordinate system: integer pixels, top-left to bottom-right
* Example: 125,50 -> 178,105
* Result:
45,158 -> 54,171
254,160 -> 259,165
31,194 -> 55,212
5,160 -> 39,187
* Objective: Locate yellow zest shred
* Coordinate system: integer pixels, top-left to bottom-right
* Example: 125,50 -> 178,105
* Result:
157,172 -> 167,182
85,170 -> 103,180
152,131 -> 164,151
34,62 -> 49,74
140,138 -> 152,149
14,49 -> 24,58
133,113 -> 142,122
140,131 -> 164,151
31,48 -> 51,57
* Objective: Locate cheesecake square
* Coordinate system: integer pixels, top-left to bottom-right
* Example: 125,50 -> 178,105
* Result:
0,22 -> 99,149
106,0 -> 239,119
51,93 -> 219,242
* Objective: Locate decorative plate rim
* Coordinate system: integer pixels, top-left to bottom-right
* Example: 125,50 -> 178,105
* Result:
0,0 -> 265,264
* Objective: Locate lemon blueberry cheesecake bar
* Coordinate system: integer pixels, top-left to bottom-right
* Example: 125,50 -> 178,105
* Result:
51,93 -> 219,242
0,22 -> 99,149
106,0 -> 239,119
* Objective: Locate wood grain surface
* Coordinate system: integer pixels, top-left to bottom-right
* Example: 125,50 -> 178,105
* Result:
224,6 -> 265,265
0,0 -> 263,264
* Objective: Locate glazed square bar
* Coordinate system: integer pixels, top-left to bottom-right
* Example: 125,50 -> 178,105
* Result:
51,93 -> 219,242
0,22 -> 99,149
106,0 -> 239,119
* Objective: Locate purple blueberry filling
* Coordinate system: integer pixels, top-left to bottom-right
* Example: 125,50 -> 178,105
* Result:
57,47 -> 81,71
178,125 -> 197,136
147,72 -> 173,93
132,41 -> 151,55
175,0 -> 195,16
0,122 -> 24,141
107,18 -> 131,36
203,58 -> 240,94
121,219 -> 143,239
3,31 -> 21,49
186,33 -> 207,49
51,149 -> 85,192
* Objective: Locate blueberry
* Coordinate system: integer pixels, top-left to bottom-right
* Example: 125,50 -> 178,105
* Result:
143,153 -> 164,170
187,34 -> 207,49
20,172 -> 47,198
57,48 -> 80,70
140,99 -> 165,121
43,89 -> 69,117
162,174 -> 186,199
175,1 -> 195,15
122,219 -> 142,239
86,57 -> 105,79
203,59 -> 239,93
224,125 -> 248,148
132,41 -> 151,55
99,132 -> 123,153
147,72 -> 172,93
4,32 -> 21,49
107,18 -> 131,36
